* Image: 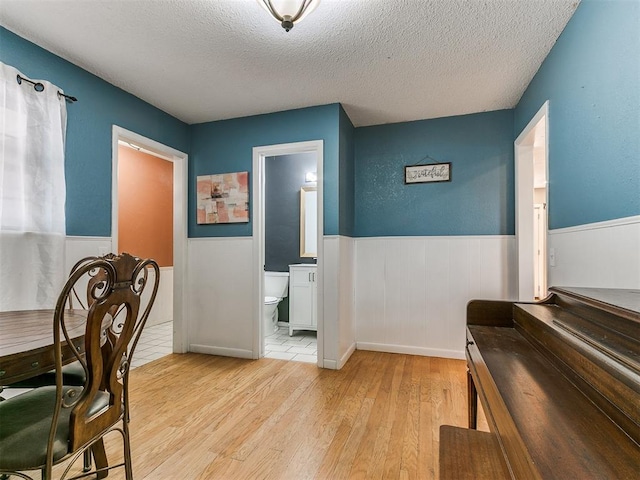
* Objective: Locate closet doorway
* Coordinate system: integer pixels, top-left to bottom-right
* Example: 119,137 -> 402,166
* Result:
111,126 -> 188,355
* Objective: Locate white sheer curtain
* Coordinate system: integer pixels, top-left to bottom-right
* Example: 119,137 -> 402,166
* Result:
0,62 -> 67,311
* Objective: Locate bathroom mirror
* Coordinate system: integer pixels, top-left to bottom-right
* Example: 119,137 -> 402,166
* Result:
300,186 -> 317,257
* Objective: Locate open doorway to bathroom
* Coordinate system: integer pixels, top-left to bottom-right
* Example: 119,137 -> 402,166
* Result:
252,141 -> 323,365
112,126 -> 188,367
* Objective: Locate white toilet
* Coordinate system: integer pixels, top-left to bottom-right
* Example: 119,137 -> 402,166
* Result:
264,271 -> 289,335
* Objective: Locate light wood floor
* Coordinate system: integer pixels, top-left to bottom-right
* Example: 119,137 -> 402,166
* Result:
68,350 -> 486,479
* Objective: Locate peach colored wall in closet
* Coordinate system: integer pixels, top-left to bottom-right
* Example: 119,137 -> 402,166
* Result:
118,145 -> 173,267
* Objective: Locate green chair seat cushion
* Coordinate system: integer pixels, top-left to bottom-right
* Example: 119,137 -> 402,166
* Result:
0,385 -> 109,471
7,361 -> 87,388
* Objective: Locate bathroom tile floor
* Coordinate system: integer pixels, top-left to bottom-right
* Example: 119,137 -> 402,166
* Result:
265,325 -> 317,363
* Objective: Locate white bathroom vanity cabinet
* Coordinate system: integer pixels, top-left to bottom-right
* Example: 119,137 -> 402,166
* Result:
288,264 -> 317,336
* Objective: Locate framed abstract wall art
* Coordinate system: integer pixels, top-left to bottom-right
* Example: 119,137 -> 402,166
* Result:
196,171 -> 249,224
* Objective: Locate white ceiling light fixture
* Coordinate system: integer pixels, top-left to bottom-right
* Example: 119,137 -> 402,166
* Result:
258,0 -> 320,32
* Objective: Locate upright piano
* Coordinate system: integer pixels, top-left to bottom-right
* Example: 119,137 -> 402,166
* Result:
440,287 -> 640,479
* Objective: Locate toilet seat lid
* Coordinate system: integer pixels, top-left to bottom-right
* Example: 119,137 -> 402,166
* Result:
265,296 -> 279,304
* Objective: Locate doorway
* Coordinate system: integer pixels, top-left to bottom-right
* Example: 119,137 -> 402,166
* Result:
111,126 -> 188,354
252,141 -> 324,365
515,102 -> 549,301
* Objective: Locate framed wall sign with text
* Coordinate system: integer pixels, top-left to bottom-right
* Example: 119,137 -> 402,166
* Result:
404,163 -> 451,184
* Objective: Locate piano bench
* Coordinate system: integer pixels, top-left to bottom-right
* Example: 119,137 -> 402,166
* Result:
439,425 -> 511,480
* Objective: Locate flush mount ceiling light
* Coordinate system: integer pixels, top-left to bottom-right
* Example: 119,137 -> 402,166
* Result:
258,0 -> 320,32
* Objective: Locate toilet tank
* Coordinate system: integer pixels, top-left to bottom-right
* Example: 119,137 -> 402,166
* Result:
264,271 -> 289,298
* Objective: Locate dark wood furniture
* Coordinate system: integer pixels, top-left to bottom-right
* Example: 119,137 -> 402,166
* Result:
2,256 -> 114,390
0,309 -> 86,385
441,287 -> 640,479
0,253 -> 160,480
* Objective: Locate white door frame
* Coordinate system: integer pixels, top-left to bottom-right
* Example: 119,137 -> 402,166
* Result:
252,141 -> 324,365
514,101 -> 549,301
533,203 -> 547,298
111,126 -> 189,353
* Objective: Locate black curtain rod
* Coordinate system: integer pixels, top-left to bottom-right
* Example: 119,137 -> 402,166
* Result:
16,74 -> 77,102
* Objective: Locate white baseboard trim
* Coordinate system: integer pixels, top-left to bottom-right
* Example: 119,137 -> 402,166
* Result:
549,215 -> 640,235
338,342 -> 356,369
189,344 -> 254,359
322,359 -> 338,369
356,342 -> 465,361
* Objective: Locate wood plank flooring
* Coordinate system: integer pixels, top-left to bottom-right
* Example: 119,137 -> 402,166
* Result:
63,350 -> 481,479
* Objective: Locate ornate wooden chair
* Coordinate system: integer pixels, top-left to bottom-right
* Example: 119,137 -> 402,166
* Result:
0,253 -> 159,480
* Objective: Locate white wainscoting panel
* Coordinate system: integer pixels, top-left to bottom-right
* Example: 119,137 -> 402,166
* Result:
65,236 -> 112,273
322,237 -> 339,368
321,236 -> 357,370
355,236 -> 516,359
147,267 -> 173,327
65,237 -> 173,328
338,236 -> 356,368
187,237 -> 254,358
548,216 -> 640,289
63,237 -> 113,310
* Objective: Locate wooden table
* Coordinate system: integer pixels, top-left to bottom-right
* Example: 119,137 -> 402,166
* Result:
0,309 -> 86,385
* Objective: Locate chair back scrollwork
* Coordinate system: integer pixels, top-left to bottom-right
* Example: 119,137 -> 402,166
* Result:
48,252 -> 159,475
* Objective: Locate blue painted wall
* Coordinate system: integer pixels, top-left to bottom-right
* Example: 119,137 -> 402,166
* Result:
354,110 -> 515,237
338,105 -> 355,237
189,104 -> 341,237
14,1 -> 635,241
515,0 -> 640,229
0,27 -> 190,236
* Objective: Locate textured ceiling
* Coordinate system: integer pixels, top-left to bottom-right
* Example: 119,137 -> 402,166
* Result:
0,0 -> 579,127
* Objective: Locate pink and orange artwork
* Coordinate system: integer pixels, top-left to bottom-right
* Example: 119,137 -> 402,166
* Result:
196,171 -> 249,224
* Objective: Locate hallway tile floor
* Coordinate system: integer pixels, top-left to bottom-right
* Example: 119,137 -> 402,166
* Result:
131,321 -> 173,369
265,325 -> 317,363
1,321 -> 174,401
4,322 -> 315,401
